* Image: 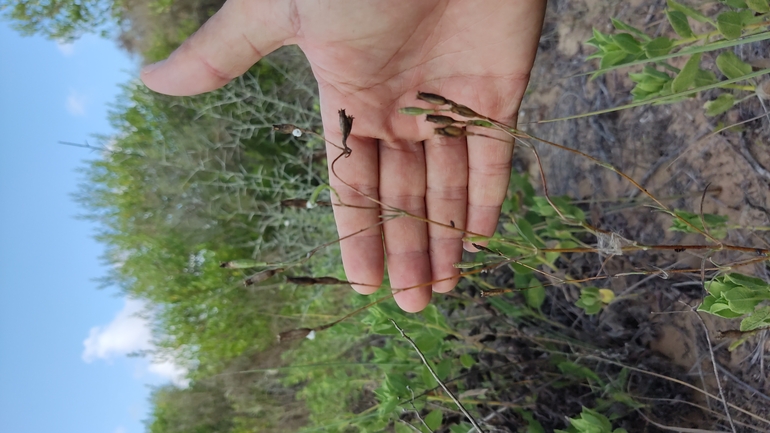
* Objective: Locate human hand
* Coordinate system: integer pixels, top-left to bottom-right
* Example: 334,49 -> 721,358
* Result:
141,0 -> 546,312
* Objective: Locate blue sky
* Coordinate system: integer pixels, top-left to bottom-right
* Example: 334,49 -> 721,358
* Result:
0,23 -> 182,433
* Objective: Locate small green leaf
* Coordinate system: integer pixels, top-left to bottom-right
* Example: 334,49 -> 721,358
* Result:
717,11 -> 744,39
613,33 -> 643,54
707,301 -> 743,317
558,361 -> 603,384
644,37 -> 674,57
740,306 -> 770,331
524,279 -> 547,310
600,50 -> 630,69
611,18 -> 651,41
723,0 -> 749,8
667,10 -> 694,38
694,69 -> 718,87
459,353 -> 475,368
746,0 -> 770,12
672,53 -> 702,93
716,51 -> 753,79
704,93 -> 736,116
424,410 -> 443,431
667,0 -> 712,23
422,304 -> 446,327
435,358 -> 452,381
449,423 -> 473,433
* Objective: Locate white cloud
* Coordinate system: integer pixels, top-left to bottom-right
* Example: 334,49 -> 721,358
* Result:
66,90 -> 87,116
83,299 -> 151,362
112,427 -> 126,433
83,299 -> 188,386
56,40 -> 75,56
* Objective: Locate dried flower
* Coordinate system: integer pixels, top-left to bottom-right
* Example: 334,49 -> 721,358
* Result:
338,109 -> 354,157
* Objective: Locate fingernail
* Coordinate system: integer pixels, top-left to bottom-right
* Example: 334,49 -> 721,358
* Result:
141,59 -> 166,75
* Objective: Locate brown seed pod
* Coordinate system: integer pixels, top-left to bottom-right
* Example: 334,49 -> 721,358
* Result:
425,114 -> 457,125
277,328 -> 312,342
287,276 -> 349,285
281,198 -> 309,209
435,125 -> 466,137
450,104 -> 479,118
417,91 -> 448,106
273,124 -> 298,134
243,268 -> 283,286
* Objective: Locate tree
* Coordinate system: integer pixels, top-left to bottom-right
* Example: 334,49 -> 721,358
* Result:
1,0 -> 117,40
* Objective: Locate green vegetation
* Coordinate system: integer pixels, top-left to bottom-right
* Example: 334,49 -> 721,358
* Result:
585,0 -> 770,117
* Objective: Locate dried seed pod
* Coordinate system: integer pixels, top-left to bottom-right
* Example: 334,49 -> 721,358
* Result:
417,91 -> 448,105
243,268 -> 283,286
281,198 -> 308,209
399,107 -> 434,115
425,114 -> 457,125
338,109 -> 354,157
435,125 -> 466,137
277,328 -> 313,342
273,124 -> 298,134
220,259 -> 263,269
287,276 -> 349,285
450,104 -> 479,118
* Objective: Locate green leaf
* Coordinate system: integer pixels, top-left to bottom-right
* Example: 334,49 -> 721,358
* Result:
613,33 -> 643,54
694,69 -> 718,87
667,10 -> 694,38
460,353 -> 476,369
723,0 -> 749,8
716,51 -> 753,79
424,410 -> 443,431
435,358 -> 452,381
706,278 -> 736,298
717,11 -> 745,39
524,278 -> 547,310
611,18 -> 651,41
747,0 -> 770,12
724,287 -> 763,314
600,50 -> 630,69
704,93 -> 736,116
422,304 -> 446,327
644,37 -> 674,57
515,218 -> 544,248
725,273 -> 770,291
740,306 -> 770,331
667,0 -> 712,23
421,364 -> 437,388
449,423 -> 473,433
558,361 -> 603,384
672,53 -> 702,93
669,210 -> 729,238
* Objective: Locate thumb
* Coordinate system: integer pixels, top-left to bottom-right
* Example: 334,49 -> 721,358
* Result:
141,0 -> 296,96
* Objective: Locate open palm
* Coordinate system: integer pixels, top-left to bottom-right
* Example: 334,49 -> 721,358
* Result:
141,0 -> 545,312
